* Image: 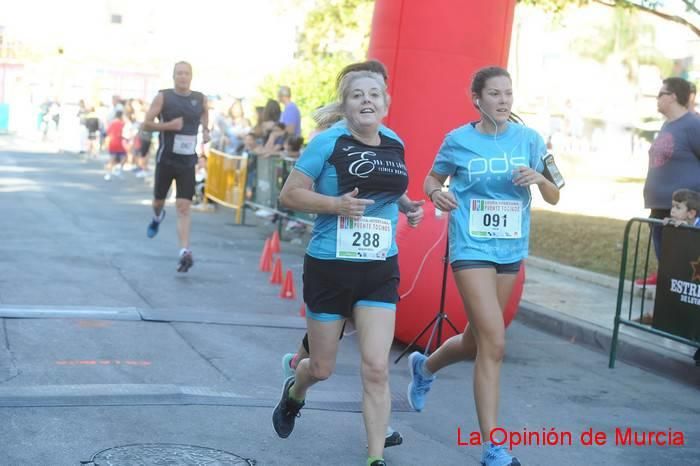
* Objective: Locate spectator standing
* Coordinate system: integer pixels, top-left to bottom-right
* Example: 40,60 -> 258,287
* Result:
278,85 -> 301,137
637,77 -> 700,286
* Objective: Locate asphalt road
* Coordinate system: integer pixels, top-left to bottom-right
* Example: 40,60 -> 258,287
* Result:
0,146 -> 697,466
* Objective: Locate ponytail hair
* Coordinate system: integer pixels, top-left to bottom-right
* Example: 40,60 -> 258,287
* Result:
313,102 -> 344,129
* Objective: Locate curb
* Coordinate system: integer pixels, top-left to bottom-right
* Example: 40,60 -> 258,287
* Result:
526,256 -> 655,299
516,300 -> 699,387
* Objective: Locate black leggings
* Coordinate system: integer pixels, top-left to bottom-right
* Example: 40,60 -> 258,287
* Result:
301,321 -> 347,353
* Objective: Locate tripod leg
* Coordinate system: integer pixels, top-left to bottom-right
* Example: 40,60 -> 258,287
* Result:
393,313 -> 440,364
444,315 -> 460,335
424,314 -> 443,356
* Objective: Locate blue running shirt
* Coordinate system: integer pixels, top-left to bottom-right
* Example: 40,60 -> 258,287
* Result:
294,124 -> 408,260
432,122 -> 546,263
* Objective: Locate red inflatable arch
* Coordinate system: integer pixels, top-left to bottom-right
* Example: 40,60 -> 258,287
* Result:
367,0 -> 523,349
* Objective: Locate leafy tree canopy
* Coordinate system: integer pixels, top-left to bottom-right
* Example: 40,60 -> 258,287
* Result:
520,0 -> 700,36
255,0 -> 373,138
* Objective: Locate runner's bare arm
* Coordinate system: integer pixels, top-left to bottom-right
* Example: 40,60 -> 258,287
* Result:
142,93 -> 182,132
201,95 -> 210,144
424,170 -> 458,211
279,170 -> 373,219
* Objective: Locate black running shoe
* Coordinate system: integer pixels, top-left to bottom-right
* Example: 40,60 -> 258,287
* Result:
177,251 -> 194,273
272,376 -> 304,438
384,429 -> 403,448
370,460 -> 387,466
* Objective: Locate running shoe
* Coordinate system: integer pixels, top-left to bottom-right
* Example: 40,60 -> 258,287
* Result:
147,210 -> 165,238
272,376 -> 304,438
384,427 -> 403,448
177,250 -> 194,273
481,442 -> 520,466
104,173 -> 111,181
282,353 -> 296,380
407,351 -> 435,412
369,460 -> 386,466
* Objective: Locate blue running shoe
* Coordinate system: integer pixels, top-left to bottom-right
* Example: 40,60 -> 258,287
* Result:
481,442 -> 520,466
407,351 -> 435,412
147,211 -> 165,238
282,353 -> 296,380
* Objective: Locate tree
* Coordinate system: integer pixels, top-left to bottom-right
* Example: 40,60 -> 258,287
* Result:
569,6 -> 672,80
520,0 -> 700,37
256,0 -> 374,138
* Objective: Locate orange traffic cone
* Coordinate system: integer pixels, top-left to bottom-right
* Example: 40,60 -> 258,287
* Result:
270,257 -> 283,284
259,238 -> 272,272
270,230 -> 281,255
299,303 -> 306,317
280,270 -> 296,299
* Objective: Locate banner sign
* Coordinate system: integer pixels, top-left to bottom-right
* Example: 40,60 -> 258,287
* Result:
652,226 -> 700,342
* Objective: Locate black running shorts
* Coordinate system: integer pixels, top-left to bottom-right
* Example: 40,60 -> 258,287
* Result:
302,254 -> 400,319
154,160 -> 195,200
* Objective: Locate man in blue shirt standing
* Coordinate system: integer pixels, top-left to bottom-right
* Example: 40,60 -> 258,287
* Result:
278,85 -> 301,137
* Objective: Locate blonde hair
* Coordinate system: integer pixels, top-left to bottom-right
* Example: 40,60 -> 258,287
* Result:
314,71 -> 389,128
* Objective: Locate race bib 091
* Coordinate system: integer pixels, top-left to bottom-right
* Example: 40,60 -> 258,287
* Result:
468,199 -> 522,239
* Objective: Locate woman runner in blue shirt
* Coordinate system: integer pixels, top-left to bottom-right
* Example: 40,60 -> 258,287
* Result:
272,69 -> 424,466
408,66 -> 560,466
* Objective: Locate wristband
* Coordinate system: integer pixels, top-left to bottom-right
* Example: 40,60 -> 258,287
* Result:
428,188 -> 442,202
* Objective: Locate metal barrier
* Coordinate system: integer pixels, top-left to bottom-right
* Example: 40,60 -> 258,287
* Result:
205,148 -> 247,224
246,155 -> 315,227
609,217 -> 700,367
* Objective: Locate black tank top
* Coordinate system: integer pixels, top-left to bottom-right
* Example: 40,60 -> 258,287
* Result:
157,89 -> 204,165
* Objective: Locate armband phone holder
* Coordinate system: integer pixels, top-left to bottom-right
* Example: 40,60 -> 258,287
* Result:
543,153 -> 565,189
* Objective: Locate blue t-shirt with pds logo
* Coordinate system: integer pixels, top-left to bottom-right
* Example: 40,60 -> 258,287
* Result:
294,124 -> 408,260
432,122 -> 546,264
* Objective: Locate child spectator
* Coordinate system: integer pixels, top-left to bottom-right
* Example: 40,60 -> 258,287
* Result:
261,122 -> 287,158
283,136 -> 304,160
241,133 -> 262,200
104,110 -> 127,181
664,189 -> 700,227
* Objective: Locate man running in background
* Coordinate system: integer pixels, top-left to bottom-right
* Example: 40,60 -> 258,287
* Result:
142,61 -> 210,272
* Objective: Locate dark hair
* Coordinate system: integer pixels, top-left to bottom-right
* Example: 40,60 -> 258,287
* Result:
336,60 -> 388,87
262,99 -> 281,122
469,66 -> 525,124
662,77 -> 691,106
673,189 -> 700,213
471,66 -> 511,97
689,82 -> 697,94
286,136 -> 304,152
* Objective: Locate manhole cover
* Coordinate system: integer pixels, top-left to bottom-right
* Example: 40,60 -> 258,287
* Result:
83,443 -> 255,465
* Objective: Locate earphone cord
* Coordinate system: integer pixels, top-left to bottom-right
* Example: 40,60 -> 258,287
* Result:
399,219 -> 448,299
482,112 -> 533,211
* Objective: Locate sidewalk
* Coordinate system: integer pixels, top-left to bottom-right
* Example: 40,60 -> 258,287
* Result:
521,256 -> 698,386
